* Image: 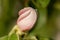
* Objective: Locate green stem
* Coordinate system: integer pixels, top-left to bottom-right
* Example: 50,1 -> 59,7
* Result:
8,25 -> 23,36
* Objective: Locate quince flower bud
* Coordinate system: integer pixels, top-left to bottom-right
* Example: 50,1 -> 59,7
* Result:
17,7 -> 37,32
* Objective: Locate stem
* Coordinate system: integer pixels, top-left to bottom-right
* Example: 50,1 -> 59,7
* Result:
8,25 -> 23,36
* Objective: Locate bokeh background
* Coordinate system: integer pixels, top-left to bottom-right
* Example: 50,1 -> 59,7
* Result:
0,0 -> 22,37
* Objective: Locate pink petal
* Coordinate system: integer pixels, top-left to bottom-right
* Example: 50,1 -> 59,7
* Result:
17,7 -> 37,32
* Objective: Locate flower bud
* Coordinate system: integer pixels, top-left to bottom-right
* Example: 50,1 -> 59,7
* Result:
17,7 -> 37,32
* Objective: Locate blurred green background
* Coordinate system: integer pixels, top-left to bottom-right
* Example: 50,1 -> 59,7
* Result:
0,0 -> 23,37
0,0 -> 60,40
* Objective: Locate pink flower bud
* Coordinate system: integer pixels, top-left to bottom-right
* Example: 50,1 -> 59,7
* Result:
17,7 -> 37,32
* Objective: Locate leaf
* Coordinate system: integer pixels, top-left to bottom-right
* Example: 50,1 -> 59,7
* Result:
37,0 -> 50,8
9,33 -> 18,40
0,36 -> 8,40
0,31 -> 23,40
0,33 -> 18,40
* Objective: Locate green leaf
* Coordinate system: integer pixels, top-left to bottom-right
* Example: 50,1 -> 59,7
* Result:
9,33 -> 18,40
0,33 -> 18,40
37,0 -> 50,8
0,36 -> 8,40
0,32 -> 23,40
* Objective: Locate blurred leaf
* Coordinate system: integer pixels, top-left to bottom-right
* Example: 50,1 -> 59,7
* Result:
0,32 -> 23,40
9,33 -> 18,40
37,0 -> 50,8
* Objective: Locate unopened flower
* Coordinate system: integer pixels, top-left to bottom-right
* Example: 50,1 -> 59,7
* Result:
17,7 -> 37,32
